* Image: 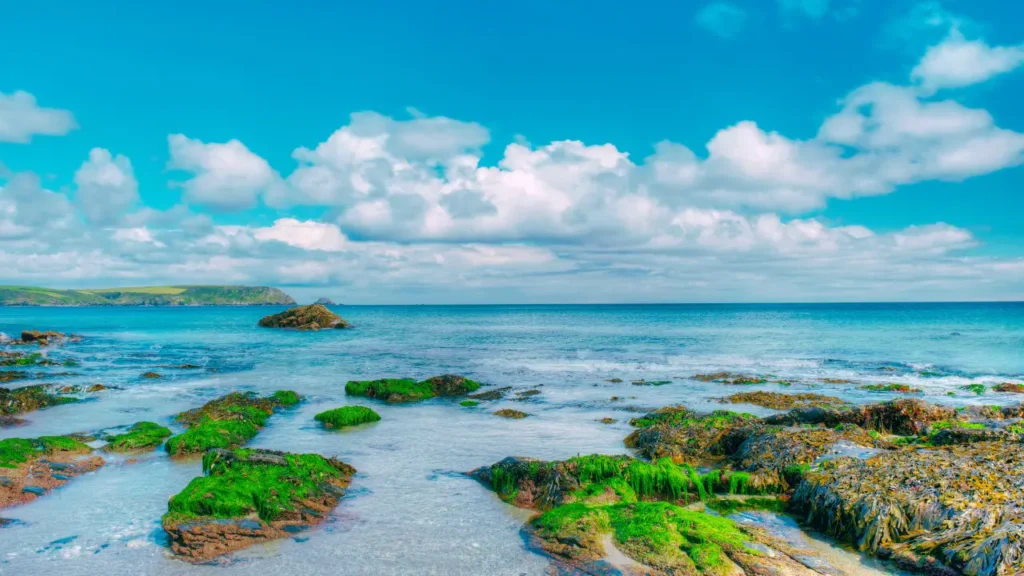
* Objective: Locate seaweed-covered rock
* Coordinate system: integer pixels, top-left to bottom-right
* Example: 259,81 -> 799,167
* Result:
0,436 -> 103,509
719,391 -> 847,410
860,383 -> 923,394
257,304 -> 350,330
314,406 -> 381,429
764,398 -> 956,436
467,386 -> 511,401
729,426 -> 892,492
162,448 -> 355,562
165,391 -> 299,456
19,330 -> 69,346
104,421 -> 173,451
526,501 -> 831,576
0,384 -> 78,416
345,375 -> 481,402
494,409 -> 528,419
994,382 -> 1024,393
792,442 -> 1024,576
471,455 -> 838,575
624,408 -> 759,465
693,372 -> 766,385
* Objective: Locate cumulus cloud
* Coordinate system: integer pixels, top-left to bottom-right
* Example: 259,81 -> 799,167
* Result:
694,3 -> 747,39
0,91 -> 77,143
912,29 -> 1024,92
74,148 -> 139,224
168,134 -> 285,211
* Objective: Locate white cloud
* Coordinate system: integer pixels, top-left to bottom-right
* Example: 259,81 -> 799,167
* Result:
0,91 -> 77,143
694,3 -> 747,39
74,148 -> 139,224
168,134 -> 284,211
912,29 -> 1024,92
251,218 -> 347,252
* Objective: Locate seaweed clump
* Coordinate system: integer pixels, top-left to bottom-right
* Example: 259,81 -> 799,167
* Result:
719,391 -> 847,410
993,382 -> 1024,393
162,448 -> 355,562
314,405 -> 381,429
345,374 -> 481,402
165,391 -> 299,457
860,383 -> 923,394
763,398 -> 957,436
0,384 -> 78,416
104,421 -> 173,451
693,372 -> 766,385
792,441 -> 1024,576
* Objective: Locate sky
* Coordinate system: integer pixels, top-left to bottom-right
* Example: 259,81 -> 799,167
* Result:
1,0 -> 1023,304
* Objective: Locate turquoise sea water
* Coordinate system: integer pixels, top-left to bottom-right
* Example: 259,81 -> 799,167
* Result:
2,303 -> 1023,575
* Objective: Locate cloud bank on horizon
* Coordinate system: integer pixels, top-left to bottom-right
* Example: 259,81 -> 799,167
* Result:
1,2 -> 1023,303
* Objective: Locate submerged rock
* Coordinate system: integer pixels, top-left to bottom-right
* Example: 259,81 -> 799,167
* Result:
345,375 -> 481,402
0,384 -> 78,416
467,386 -> 512,401
257,304 -> 350,330
0,436 -> 103,510
494,409 -> 528,419
163,448 -> 355,562
793,442 -> 1024,576
692,372 -> 767,385
165,390 -> 300,457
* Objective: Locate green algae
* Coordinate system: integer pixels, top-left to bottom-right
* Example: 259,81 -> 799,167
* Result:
314,405 -> 381,429
693,372 -> 766,385
104,421 -> 172,451
959,383 -> 987,395
165,418 -> 260,456
460,400 -> 479,407
706,496 -> 788,515
720,391 -> 846,410
860,383 -> 923,393
345,375 -> 481,402
164,448 -> 354,524
271,390 -> 301,407
0,435 -> 90,468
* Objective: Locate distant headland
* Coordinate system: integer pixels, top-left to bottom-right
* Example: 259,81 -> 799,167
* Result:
0,285 -> 296,306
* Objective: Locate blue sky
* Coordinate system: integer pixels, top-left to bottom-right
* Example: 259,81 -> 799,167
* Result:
1,0 -> 1023,303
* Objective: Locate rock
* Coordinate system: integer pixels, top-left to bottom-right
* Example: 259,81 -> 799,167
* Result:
719,391 -> 847,410
994,382 -> 1024,393
624,408 -> 759,465
104,421 -> 173,451
314,405 -> 381,429
0,416 -> 27,428
470,454 -> 840,575
0,385 -> 79,416
763,398 -> 956,435
345,375 -> 481,402
19,330 -> 67,346
162,448 -> 355,562
692,372 -> 767,385
599,417 -> 616,424
792,441 -> 1024,575
0,436 -> 103,510
165,390 -> 300,456
494,409 -> 528,419
257,304 -> 351,330
467,386 -> 511,401
86,384 -> 108,393
140,371 -> 162,379
313,297 -> 336,306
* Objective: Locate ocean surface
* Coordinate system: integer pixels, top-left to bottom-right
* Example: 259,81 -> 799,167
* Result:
2,303 -> 1023,576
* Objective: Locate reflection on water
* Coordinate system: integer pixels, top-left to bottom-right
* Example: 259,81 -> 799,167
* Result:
4,303 -> 1024,575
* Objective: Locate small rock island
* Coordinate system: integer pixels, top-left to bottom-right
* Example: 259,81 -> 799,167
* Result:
257,304 -> 351,330
313,297 -> 337,306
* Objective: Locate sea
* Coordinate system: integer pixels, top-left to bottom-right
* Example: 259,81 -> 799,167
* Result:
1,303 -> 1023,576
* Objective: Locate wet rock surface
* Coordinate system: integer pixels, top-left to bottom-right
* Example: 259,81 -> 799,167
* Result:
0,384 -> 78,416
257,304 -> 351,330
162,448 -> 356,562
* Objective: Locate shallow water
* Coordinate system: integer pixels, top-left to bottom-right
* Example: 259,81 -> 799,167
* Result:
2,303 -> 1023,575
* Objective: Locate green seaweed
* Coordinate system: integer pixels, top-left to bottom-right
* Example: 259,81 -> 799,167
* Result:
271,390 -> 301,407
314,405 -> 381,429
706,497 -> 788,515
460,400 -> 479,407
959,384 -> 986,395
345,375 -> 481,402
0,435 -> 90,468
104,421 -> 172,451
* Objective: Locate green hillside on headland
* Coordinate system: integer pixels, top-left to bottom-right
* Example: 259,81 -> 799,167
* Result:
0,285 -> 296,306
